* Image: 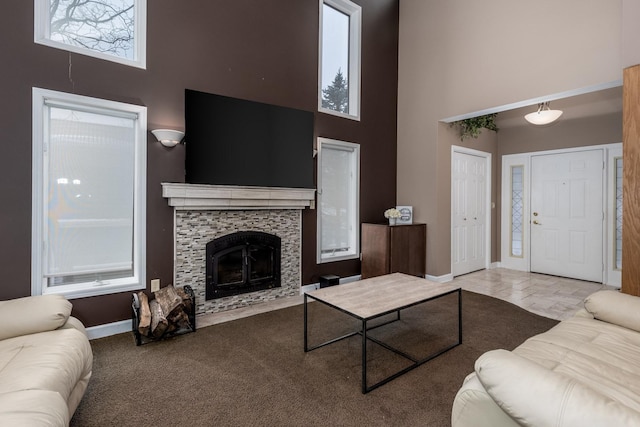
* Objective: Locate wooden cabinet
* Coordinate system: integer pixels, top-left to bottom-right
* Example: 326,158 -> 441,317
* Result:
361,223 -> 426,279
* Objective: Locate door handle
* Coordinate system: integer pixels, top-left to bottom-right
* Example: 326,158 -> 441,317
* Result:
533,212 -> 539,216
533,220 -> 541,225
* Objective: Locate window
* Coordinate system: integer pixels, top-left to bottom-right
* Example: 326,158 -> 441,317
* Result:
615,156 -> 623,270
34,0 -> 147,69
32,88 -> 146,299
318,0 -> 361,120
510,165 -> 524,257
317,138 -> 360,263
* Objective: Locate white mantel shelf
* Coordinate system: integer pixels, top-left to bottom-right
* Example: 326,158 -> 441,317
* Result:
162,183 -> 316,210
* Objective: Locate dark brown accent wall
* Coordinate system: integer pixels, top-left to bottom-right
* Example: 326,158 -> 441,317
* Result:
1,0 -> 399,327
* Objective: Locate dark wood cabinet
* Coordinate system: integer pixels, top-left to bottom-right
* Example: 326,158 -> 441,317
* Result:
361,223 -> 426,279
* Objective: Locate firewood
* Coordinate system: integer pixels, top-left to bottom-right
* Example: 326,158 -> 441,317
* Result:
137,291 -> 151,337
154,285 -> 183,319
176,287 -> 193,314
149,299 -> 168,338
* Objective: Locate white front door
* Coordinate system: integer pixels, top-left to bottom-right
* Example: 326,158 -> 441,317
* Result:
530,150 -> 603,282
452,151 -> 488,276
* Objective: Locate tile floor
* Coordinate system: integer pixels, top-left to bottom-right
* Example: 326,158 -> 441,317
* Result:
451,268 -> 617,320
197,268 -> 618,327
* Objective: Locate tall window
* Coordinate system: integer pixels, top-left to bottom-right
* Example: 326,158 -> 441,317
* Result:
615,157 -> 623,270
32,88 -> 146,299
34,0 -> 147,69
510,165 -> 524,257
317,138 -> 360,263
319,0 -> 361,120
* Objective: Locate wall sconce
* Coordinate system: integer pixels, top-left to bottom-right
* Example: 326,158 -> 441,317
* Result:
524,102 -> 563,126
151,129 -> 185,148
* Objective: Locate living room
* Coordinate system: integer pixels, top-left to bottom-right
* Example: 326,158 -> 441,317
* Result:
3,0 -> 640,425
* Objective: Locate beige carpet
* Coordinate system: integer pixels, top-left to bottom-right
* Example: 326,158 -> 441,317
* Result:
71,290 -> 557,426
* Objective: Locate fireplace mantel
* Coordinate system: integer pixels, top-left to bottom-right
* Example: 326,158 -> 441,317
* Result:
162,183 -> 316,210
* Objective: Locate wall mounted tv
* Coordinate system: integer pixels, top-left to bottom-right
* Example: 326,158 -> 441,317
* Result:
185,89 -> 314,189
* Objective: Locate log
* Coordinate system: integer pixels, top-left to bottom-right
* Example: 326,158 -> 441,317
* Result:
154,285 -> 183,319
149,299 -> 168,338
176,287 -> 193,314
137,291 -> 151,337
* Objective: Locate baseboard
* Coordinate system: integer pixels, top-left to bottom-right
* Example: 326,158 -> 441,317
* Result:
489,262 -> 501,269
299,274 -> 362,294
86,319 -> 131,340
425,273 -> 453,283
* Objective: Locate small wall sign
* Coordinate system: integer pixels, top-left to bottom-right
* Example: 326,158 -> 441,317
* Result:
396,206 -> 413,224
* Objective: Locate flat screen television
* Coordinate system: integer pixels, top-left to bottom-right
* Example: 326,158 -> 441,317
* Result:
184,89 -> 314,189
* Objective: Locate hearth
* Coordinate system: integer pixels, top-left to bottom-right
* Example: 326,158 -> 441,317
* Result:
206,231 -> 281,300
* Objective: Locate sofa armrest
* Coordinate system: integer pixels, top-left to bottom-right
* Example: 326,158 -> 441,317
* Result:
0,295 -> 72,341
584,290 -> 640,332
475,349 -> 640,427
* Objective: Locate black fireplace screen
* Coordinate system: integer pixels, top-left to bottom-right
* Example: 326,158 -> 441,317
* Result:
206,231 -> 281,299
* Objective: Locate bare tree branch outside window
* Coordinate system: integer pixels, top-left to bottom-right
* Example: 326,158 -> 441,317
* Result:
49,0 -> 135,60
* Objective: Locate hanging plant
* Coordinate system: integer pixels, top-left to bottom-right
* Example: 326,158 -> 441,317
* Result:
451,113 -> 499,141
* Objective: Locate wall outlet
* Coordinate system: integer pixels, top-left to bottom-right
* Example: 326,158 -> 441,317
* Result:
150,279 -> 160,292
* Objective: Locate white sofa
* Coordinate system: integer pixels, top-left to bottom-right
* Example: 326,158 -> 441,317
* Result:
0,295 -> 93,426
452,290 -> 640,427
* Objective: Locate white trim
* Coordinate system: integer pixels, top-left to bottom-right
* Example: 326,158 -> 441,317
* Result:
441,80 -> 622,123
318,0 -> 362,121
87,319 -> 131,340
32,87 -> 146,299
451,146 -> 492,278
316,137 -> 361,263
34,0 -> 147,69
426,273 -> 453,283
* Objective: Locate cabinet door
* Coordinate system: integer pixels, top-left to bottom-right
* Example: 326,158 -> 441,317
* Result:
390,224 -> 426,277
361,224 -> 390,278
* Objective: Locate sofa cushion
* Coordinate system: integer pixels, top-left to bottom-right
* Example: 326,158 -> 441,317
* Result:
0,328 -> 93,403
513,315 -> 640,413
475,349 -> 640,427
0,390 -> 69,427
0,294 -> 71,341
584,290 -> 640,333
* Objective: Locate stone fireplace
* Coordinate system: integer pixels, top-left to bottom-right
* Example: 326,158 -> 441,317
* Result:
162,183 -> 315,316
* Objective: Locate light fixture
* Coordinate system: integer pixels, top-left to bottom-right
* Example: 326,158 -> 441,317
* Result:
151,129 -> 184,148
524,102 -> 563,125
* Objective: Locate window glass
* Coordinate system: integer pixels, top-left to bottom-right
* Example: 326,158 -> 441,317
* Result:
319,0 -> 361,120
33,88 -> 146,298
317,138 -> 360,263
35,0 -> 146,68
511,165 -> 524,257
615,157 -> 623,270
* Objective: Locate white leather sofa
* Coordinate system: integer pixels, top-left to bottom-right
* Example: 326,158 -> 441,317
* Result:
452,290 -> 640,427
0,295 -> 93,426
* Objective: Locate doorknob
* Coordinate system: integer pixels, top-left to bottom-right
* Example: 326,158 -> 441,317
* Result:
533,212 -> 539,216
533,220 -> 541,225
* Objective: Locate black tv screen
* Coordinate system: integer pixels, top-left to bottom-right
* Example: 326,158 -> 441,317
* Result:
185,89 -> 314,189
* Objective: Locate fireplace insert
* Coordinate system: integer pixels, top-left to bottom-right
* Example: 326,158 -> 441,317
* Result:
206,231 -> 281,299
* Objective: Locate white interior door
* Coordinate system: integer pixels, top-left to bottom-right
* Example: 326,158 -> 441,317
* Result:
530,150 -> 603,282
452,151 -> 488,276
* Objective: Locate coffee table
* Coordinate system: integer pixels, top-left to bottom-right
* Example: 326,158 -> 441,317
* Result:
304,272 -> 462,393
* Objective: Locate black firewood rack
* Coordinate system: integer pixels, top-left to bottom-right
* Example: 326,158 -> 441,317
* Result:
131,285 -> 196,346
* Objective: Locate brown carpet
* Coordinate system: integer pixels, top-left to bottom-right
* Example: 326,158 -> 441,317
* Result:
71,290 -> 558,427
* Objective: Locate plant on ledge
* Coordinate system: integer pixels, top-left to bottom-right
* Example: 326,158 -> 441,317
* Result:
451,113 -> 499,141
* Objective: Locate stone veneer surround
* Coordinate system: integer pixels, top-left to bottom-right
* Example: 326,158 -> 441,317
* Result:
174,209 -> 302,315
164,183 -> 314,315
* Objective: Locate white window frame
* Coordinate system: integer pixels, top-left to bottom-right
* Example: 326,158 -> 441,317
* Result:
317,137 -> 360,263
318,0 -> 361,121
32,87 -> 147,299
34,0 -> 147,69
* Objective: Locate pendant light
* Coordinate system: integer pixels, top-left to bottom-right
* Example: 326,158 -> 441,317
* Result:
524,102 -> 563,125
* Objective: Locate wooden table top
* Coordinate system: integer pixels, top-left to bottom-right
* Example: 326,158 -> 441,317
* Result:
305,273 -> 460,319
